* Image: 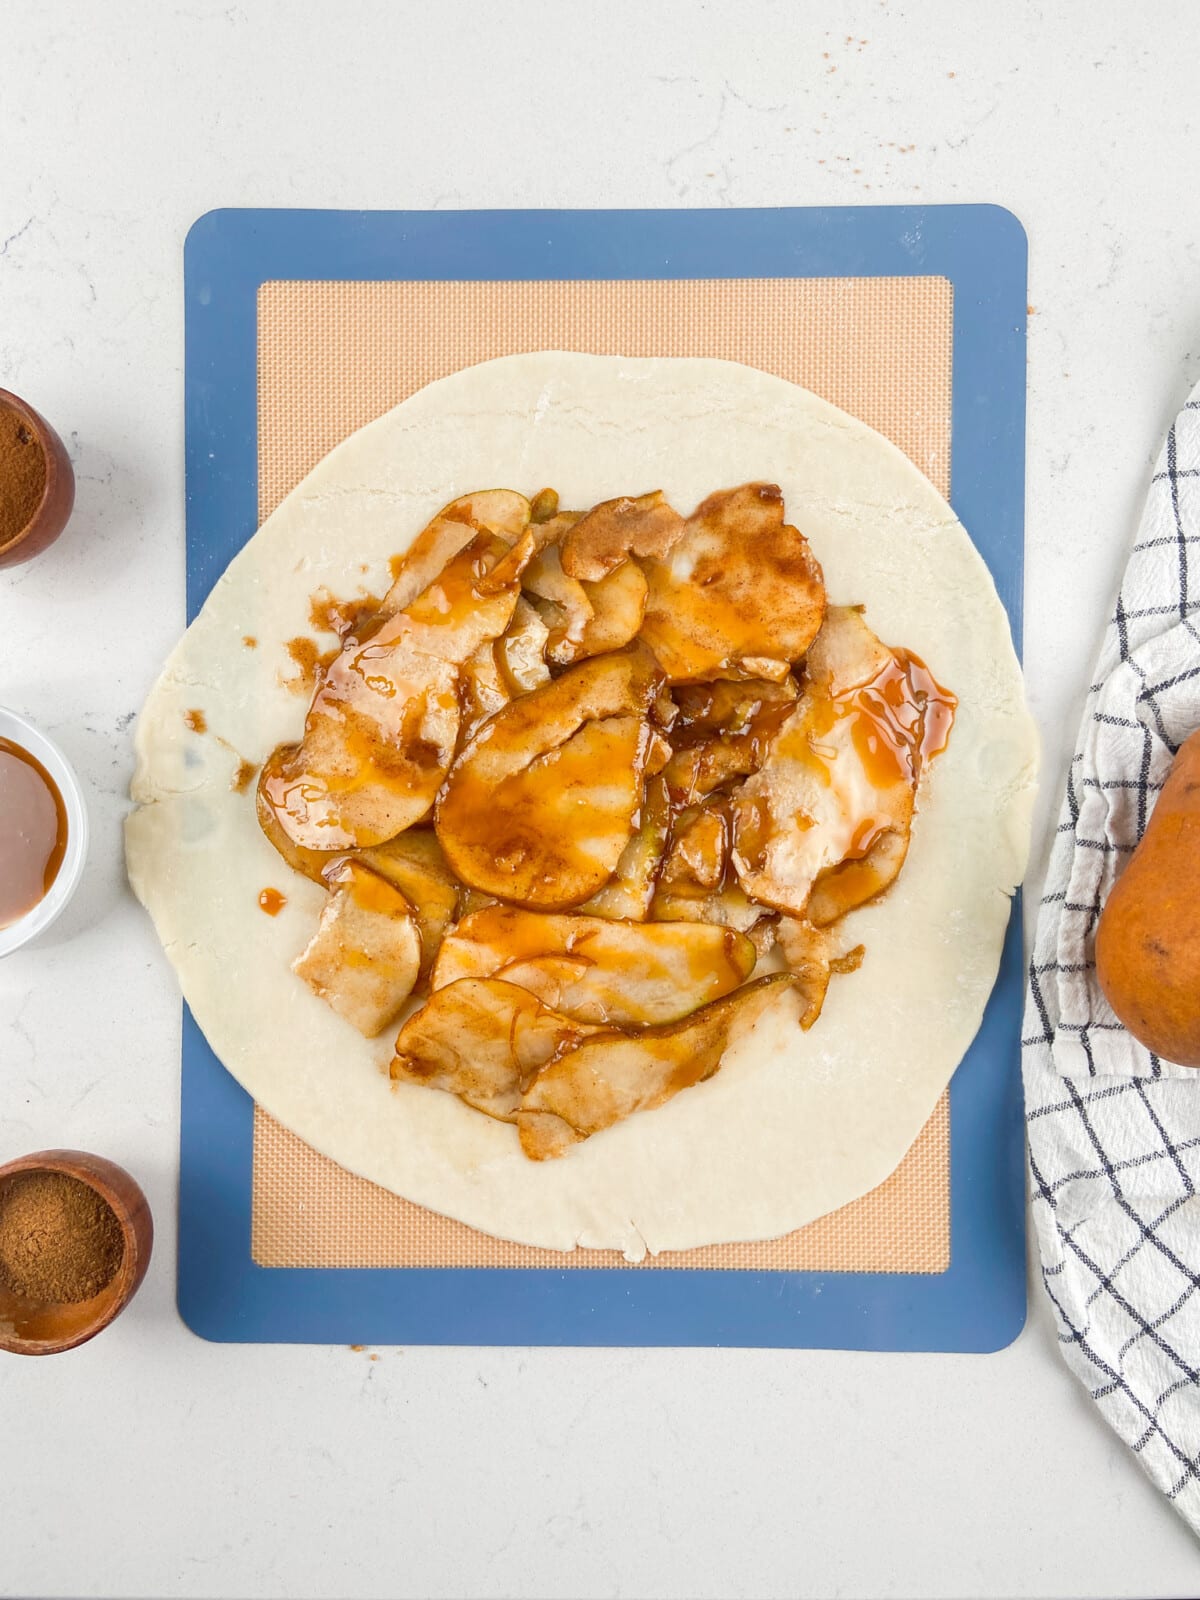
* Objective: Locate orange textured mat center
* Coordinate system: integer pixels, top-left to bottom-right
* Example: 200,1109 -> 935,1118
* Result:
252,274 -> 953,1273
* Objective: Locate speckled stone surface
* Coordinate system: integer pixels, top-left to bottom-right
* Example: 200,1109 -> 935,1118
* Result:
2,4 -> 1199,1597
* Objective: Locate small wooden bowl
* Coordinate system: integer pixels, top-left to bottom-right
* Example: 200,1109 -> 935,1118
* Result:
0,387 -> 75,570
0,1150 -> 153,1356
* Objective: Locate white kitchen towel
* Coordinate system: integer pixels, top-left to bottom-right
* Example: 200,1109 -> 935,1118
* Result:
1023,379 -> 1200,1531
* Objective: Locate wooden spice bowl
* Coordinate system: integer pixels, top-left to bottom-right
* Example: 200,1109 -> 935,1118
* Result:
0,1150 -> 153,1356
0,387 -> 75,570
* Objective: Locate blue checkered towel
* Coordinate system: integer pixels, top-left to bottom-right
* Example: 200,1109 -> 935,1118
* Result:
1024,379 -> 1200,1530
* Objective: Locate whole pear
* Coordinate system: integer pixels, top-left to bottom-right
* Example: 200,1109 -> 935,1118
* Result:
1095,729 -> 1200,1066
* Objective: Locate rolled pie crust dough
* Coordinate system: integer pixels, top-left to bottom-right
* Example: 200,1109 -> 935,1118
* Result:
125,354 -> 1038,1259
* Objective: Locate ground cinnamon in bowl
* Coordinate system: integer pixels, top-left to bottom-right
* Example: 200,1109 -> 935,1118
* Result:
0,1169 -> 124,1302
0,402 -> 48,548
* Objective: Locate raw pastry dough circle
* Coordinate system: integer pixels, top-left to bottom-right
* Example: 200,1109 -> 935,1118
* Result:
126,354 -> 1038,1259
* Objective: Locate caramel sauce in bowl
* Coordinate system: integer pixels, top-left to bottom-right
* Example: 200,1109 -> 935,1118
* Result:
0,709 -> 89,957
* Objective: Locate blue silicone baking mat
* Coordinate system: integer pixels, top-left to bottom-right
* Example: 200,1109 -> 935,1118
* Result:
179,205 -> 1027,1348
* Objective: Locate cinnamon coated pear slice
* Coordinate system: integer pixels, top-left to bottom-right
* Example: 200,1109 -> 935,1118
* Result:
663,676 -> 800,806
378,490 -> 532,619
391,977 -> 592,1120
430,904 -> 755,1026
558,490 -> 685,581
517,973 -> 796,1160
729,606 -> 955,925
292,860 -> 422,1038
578,773 -> 672,921
496,597 -> 552,695
775,916 -> 865,1031
255,762 -> 459,984
434,643 -> 665,908
354,829 -> 461,981
545,558 -> 649,667
260,528 -> 534,852
639,483 -> 826,683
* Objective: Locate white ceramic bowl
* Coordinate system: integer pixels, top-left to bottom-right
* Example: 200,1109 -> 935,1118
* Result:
0,707 -> 89,957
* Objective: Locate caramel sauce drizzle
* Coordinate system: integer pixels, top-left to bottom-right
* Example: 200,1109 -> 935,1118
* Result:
308,586 -> 385,641
230,758 -> 258,794
283,637 -> 340,697
849,649 -> 957,791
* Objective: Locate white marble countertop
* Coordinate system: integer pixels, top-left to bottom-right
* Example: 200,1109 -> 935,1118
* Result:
3,3 -> 1200,1596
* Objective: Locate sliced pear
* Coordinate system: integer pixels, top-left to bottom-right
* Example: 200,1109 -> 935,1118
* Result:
462,597 -> 555,739
737,657 -> 793,683
530,506 -> 582,547
431,904 -> 755,1025
256,752 -> 459,981
672,677 -> 800,737
357,829 -> 460,980
662,678 -> 798,806
644,730 -> 672,776
529,487 -> 560,524
497,597 -> 551,694
547,559 -> 649,666
434,644 -> 664,907
491,938 -> 753,1025
746,916 -> 778,960
776,916 -> 866,1031
639,483 -> 826,682
523,543 -> 593,657
379,490 -> 532,619
805,829 -> 912,928
261,530 -> 534,852
390,977 -> 590,1120
292,860 -> 422,1037
649,878 -> 766,933
445,715 -> 648,908
653,686 -> 680,731
458,887 -> 499,918
255,748 -> 337,883
579,773 -> 672,921
649,804 -> 766,930
730,605 -> 955,923
658,805 -> 728,892
439,642 -> 663,787
559,490 -> 685,581
662,741 -> 757,806
517,973 -> 796,1160
459,638 -> 511,744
